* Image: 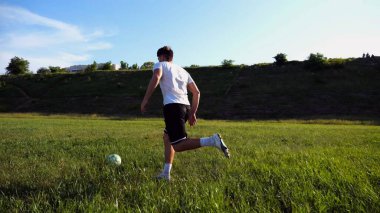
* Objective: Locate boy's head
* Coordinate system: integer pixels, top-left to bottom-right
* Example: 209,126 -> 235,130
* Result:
157,46 -> 174,62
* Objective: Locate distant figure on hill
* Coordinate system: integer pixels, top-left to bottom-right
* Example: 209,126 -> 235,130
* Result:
141,46 -> 230,181
363,53 -> 366,58
366,53 -> 370,58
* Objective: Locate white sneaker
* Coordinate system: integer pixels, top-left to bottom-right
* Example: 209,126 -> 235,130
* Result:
212,133 -> 230,158
156,173 -> 170,181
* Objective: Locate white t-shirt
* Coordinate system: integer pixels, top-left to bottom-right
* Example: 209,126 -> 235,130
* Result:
153,62 -> 194,105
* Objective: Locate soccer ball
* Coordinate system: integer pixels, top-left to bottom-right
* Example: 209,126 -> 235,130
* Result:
106,154 -> 121,166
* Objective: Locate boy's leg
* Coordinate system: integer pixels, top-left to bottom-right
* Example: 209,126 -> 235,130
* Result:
163,133 -> 175,164
172,138 -> 201,152
173,134 -> 230,158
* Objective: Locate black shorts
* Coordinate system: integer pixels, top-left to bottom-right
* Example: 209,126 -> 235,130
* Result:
163,103 -> 190,144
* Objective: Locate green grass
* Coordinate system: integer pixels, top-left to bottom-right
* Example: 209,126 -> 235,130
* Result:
0,113 -> 379,212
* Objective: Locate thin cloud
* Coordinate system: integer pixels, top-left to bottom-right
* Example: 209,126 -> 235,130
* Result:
28,53 -> 90,70
3,32 -> 61,49
58,52 -> 90,62
0,4 -> 114,73
87,30 -> 117,39
85,42 -> 113,51
0,5 -> 85,41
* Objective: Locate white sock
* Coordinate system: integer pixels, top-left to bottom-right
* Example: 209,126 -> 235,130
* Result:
200,136 -> 215,147
163,163 -> 172,175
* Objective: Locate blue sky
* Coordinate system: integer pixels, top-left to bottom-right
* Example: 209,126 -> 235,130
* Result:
0,0 -> 379,73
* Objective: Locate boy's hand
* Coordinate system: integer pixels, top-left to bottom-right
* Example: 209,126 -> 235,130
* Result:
141,100 -> 148,113
189,113 -> 197,126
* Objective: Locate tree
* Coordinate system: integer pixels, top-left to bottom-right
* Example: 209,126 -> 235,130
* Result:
140,61 -> 154,70
131,63 -> 139,70
37,67 -> 51,74
120,61 -> 128,70
273,53 -> 287,66
221,59 -> 234,67
6,56 -> 30,75
189,64 -> 200,68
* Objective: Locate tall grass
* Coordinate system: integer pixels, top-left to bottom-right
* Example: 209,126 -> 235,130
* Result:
0,114 -> 379,211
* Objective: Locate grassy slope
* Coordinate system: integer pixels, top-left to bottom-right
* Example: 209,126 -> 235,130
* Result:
0,114 -> 379,211
0,59 -> 379,119
223,62 -> 380,119
0,68 -> 235,117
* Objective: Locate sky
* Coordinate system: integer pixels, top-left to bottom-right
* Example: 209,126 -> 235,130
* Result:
0,0 -> 379,73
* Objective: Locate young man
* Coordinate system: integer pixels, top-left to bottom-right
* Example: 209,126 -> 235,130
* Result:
141,46 -> 230,181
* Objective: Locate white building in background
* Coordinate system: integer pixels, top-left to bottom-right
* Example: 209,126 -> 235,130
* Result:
66,65 -> 88,72
66,63 -> 118,72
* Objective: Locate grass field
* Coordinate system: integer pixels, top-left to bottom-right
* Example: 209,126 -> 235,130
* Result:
0,114 -> 379,212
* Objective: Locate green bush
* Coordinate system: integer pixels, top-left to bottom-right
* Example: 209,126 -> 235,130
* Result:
273,53 -> 288,66
0,81 -> 6,88
37,67 -> 51,74
85,61 -> 97,73
255,63 -> 272,68
131,63 -> 139,70
101,61 -> 114,71
120,61 -> 128,70
305,53 -> 327,70
221,59 -> 234,67
140,62 -> 154,70
49,66 -> 68,73
326,58 -> 347,69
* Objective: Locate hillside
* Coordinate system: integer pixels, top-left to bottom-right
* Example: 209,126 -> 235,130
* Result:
1,59 -> 380,120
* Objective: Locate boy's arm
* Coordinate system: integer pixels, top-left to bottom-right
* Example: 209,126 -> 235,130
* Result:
187,82 -> 200,126
141,69 -> 162,113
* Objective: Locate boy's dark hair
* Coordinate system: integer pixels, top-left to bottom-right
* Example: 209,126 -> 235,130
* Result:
157,46 -> 174,61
